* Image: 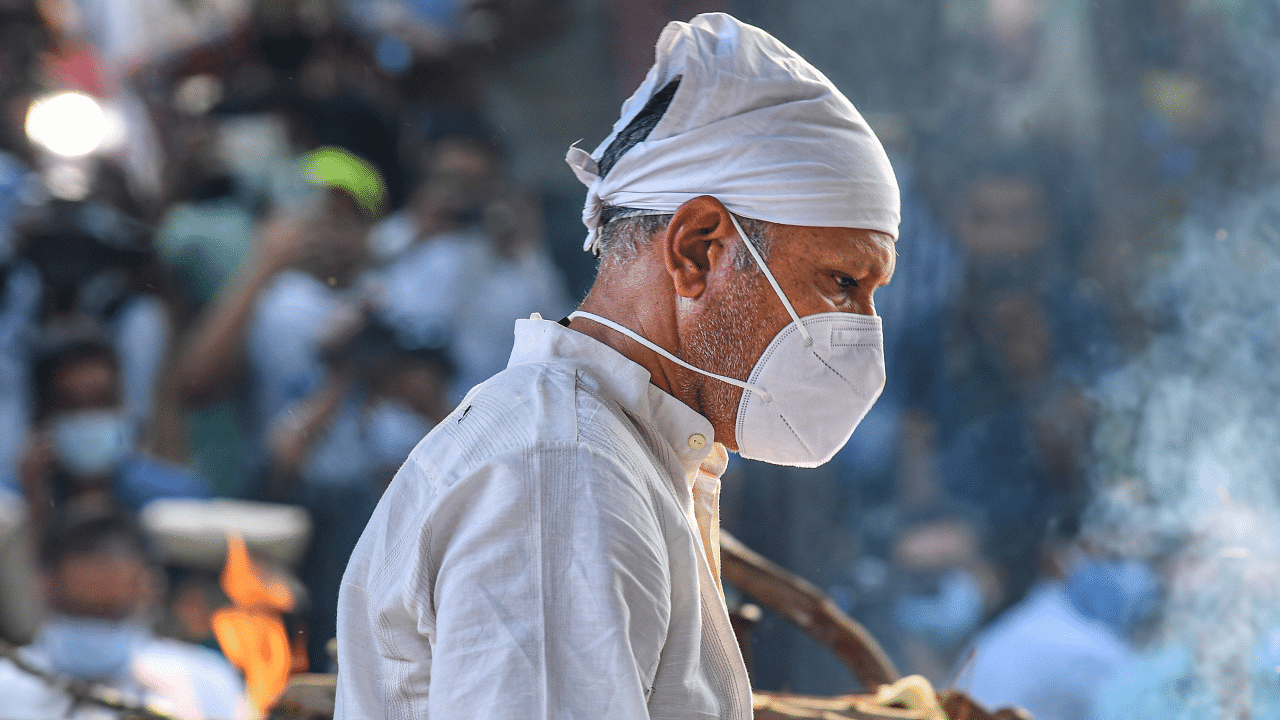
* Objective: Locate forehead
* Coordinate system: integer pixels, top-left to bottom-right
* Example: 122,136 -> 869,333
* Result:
54,552 -> 148,617
774,224 -> 896,275
322,188 -> 365,219
53,357 -> 119,407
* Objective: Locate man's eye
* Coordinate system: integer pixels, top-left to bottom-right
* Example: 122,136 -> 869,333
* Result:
837,275 -> 858,289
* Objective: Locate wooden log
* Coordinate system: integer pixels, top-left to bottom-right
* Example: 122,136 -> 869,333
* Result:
751,689 -> 1032,720
274,673 -> 338,718
271,675 -> 1030,720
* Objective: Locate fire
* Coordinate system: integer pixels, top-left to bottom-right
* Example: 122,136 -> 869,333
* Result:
212,533 -> 301,715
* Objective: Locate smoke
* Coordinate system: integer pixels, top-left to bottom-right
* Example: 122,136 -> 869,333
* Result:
1086,188 -> 1280,718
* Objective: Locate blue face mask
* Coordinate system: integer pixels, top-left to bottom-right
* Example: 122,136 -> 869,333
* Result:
49,409 -> 134,478
893,567 -> 985,647
1064,557 -> 1159,635
38,615 -> 149,681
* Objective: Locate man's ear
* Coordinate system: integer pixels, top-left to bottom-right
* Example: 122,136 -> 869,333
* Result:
665,195 -> 738,299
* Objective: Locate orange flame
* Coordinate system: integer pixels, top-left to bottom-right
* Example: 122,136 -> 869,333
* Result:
220,532 -> 294,611
211,533 -> 298,715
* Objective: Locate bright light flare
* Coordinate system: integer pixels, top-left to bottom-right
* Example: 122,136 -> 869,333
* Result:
24,91 -> 107,157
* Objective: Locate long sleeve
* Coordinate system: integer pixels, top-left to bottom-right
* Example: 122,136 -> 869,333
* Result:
338,442 -> 672,720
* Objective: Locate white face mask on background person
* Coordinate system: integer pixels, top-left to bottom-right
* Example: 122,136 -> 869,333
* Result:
49,409 -> 134,478
570,214 -> 885,467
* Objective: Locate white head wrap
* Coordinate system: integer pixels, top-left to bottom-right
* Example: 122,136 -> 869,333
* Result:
567,12 -> 900,254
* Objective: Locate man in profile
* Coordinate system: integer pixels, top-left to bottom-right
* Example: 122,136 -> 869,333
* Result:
337,13 -> 900,719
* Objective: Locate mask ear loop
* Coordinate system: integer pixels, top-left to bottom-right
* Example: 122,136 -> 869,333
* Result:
567,311 -> 773,404
725,214 -> 814,348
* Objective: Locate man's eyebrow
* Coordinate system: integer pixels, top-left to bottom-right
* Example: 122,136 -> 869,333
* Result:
874,253 -> 896,285
821,236 -> 894,277
868,237 -> 897,284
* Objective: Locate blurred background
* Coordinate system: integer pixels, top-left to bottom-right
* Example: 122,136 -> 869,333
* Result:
0,0 -> 1278,718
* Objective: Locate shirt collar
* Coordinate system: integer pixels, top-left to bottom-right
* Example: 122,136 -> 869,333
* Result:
509,315 -> 716,476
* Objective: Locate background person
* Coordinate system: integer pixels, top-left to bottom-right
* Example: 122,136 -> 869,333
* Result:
174,150 -> 382,467
267,317 -> 457,671
955,517 -> 1146,720
8,336 -> 212,526
0,501 -> 248,720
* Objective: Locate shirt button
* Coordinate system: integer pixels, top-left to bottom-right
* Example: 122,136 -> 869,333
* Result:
688,434 -> 707,450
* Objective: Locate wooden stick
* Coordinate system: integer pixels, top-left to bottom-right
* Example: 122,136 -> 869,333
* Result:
719,530 -> 901,690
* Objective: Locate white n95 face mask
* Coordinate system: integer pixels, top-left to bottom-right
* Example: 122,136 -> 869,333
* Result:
570,214 -> 885,468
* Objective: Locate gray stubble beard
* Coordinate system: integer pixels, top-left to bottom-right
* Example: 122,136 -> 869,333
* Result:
679,267 -> 767,440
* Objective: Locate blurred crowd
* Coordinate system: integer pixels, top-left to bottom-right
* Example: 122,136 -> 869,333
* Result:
0,0 -> 1276,718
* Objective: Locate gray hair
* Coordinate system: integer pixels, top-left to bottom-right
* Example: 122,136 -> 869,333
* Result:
596,205 -> 775,272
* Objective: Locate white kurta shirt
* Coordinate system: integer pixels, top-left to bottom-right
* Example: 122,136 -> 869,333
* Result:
335,316 -> 753,719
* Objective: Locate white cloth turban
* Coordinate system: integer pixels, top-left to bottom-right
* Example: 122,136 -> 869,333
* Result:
567,12 -> 901,254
